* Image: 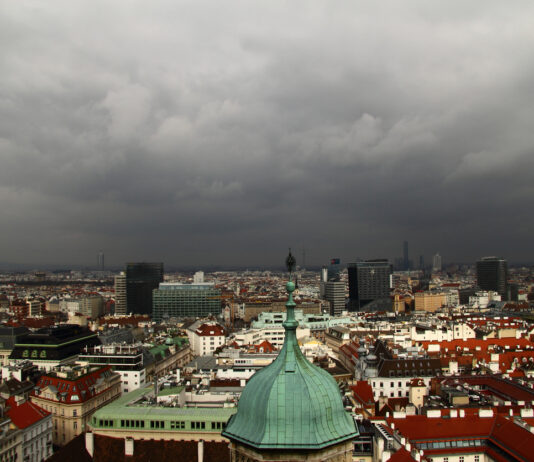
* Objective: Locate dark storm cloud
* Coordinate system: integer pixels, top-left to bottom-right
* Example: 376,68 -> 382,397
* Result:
1,0 -> 534,267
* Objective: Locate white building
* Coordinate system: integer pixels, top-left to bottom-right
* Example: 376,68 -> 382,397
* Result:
469,291 -> 501,308
187,323 -> 226,356
59,295 -> 104,319
78,343 -> 146,394
6,397 -> 53,462
231,326 -> 310,350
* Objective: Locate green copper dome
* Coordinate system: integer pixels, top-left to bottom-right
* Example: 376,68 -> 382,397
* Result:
223,280 -> 358,449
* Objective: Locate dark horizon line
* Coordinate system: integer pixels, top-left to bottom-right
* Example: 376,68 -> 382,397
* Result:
0,260 -> 533,273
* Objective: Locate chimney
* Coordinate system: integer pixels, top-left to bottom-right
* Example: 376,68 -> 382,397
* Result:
459,409 -> 465,418
198,440 -> 204,462
85,432 -> 94,457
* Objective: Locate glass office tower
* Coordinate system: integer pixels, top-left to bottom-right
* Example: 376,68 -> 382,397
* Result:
152,283 -> 222,321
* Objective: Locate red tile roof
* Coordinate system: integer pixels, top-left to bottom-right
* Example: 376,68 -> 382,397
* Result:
195,324 -> 225,337
6,397 -> 50,429
351,381 -> 374,406
387,414 -> 495,440
387,447 -> 416,462
33,366 -> 115,404
252,340 -> 276,353
385,412 -> 534,462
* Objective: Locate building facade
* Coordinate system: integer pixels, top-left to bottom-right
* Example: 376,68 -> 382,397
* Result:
152,283 -> 222,321
324,280 -> 345,316
0,415 -> 21,462
476,256 -> 508,297
114,272 -> 127,316
348,260 -> 392,311
6,397 -> 53,462
30,365 -> 121,446
125,262 -> 164,315
9,325 -> 100,371
78,343 -> 146,394
187,323 -> 226,357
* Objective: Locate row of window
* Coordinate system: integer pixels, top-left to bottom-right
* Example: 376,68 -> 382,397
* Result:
436,457 -> 479,462
103,419 -> 226,431
417,439 -> 484,450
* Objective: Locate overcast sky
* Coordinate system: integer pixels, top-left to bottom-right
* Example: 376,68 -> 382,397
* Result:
1,1 -> 534,268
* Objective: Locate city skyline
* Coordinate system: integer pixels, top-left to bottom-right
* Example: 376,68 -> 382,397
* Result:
2,2 -> 534,267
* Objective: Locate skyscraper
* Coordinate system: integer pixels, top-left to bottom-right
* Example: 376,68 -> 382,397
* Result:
319,266 -> 328,298
348,260 -> 392,311
324,280 -> 345,316
476,257 -> 507,297
432,253 -> 442,272
97,251 -> 105,271
124,263 -> 164,315
114,272 -> 127,315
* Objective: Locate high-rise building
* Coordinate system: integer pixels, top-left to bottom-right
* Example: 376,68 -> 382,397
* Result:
324,280 -> 345,316
432,253 -> 442,272
152,282 -> 222,322
97,251 -> 105,271
193,271 -> 204,284
476,256 -> 508,297
347,260 -> 392,311
124,263 -> 164,315
114,272 -> 127,315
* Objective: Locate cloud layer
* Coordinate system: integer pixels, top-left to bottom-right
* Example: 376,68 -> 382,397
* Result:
1,1 -> 534,267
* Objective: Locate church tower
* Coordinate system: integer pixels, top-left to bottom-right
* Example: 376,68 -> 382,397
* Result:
222,252 -> 358,461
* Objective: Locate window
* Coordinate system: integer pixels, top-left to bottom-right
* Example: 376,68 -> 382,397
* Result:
459,457 -> 464,462
73,410 -> 77,417
73,422 -> 77,430
474,457 -> 479,462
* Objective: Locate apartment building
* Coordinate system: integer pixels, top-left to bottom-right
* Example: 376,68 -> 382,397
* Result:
30,365 -> 121,446
5,397 -> 52,462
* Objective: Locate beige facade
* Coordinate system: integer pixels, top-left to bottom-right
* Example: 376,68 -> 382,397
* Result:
408,384 -> 426,409
145,344 -> 192,381
0,418 -> 21,462
0,349 -> 11,367
414,292 -> 446,312
31,370 -> 121,446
